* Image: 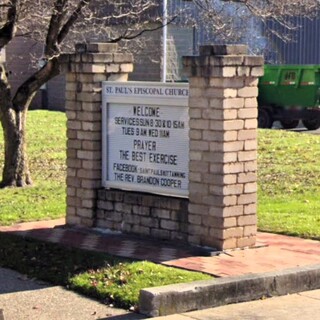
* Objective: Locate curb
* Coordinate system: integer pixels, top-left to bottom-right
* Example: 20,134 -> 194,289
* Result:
139,264 -> 320,317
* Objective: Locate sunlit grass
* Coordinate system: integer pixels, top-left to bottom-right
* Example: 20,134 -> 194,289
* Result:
70,260 -> 211,309
258,129 -> 320,239
0,110 -> 66,225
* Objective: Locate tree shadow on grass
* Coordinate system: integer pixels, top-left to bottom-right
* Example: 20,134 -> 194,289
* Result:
0,232 -> 150,319
0,232 -> 126,293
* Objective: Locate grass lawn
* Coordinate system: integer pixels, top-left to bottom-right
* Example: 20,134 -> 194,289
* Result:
258,129 -> 320,240
0,110 -> 66,225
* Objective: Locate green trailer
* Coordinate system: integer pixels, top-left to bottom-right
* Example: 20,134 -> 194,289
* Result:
258,65 -> 320,130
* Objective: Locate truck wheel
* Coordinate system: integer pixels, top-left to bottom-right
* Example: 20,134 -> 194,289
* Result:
302,119 -> 320,130
258,109 -> 273,128
280,120 -> 299,129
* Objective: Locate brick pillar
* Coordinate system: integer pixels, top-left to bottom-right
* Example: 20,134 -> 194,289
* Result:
183,45 -> 264,250
64,42 -> 133,227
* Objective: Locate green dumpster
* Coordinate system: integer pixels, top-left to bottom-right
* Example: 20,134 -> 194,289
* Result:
258,65 -> 320,130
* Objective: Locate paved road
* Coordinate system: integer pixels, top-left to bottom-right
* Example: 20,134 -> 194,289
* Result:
0,267 -> 144,320
290,127 -> 320,135
155,289 -> 320,320
273,121 -> 320,134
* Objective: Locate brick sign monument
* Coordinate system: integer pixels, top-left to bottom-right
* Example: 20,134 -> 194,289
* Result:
63,42 -> 263,250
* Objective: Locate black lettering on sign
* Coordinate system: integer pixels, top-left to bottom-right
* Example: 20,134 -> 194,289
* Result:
133,139 -> 157,151
171,171 -> 186,178
159,130 -> 170,138
160,178 -> 182,188
134,87 -> 164,95
132,151 -> 147,162
113,163 -> 138,173
115,118 -> 154,127
137,175 -> 160,186
122,127 -> 134,135
115,86 -> 133,94
105,86 -> 114,94
148,129 -> 158,137
119,150 -> 130,160
125,174 -> 135,182
173,121 -> 185,129
114,173 -> 124,181
164,88 -> 189,97
155,120 -> 172,128
136,128 -> 148,136
133,106 -> 160,117
149,153 -> 178,165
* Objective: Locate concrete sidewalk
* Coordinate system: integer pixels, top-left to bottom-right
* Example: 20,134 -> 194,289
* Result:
1,219 -> 320,317
0,267 -> 144,320
153,289 -> 320,320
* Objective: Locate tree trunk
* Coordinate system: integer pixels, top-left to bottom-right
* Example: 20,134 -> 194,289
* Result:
0,108 -> 32,187
0,64 -> 32,188
0,58 -> 59,188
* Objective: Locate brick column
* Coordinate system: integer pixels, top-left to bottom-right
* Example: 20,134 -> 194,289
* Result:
183,45 -> 264,250
64,42 -> 133,227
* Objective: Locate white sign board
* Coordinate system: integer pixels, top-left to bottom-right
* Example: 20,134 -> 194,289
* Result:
102,82 -> 189,198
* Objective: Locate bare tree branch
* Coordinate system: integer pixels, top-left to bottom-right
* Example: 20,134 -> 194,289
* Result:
0,0 -> 18,49
57,0 -> 91,46
110,16 -> 177,43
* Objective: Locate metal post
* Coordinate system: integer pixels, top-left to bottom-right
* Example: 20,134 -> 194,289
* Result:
162,0 -> 168,83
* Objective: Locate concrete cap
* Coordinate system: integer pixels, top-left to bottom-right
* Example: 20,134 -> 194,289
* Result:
200,45 -> 248,56
75,42 -> 119,54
